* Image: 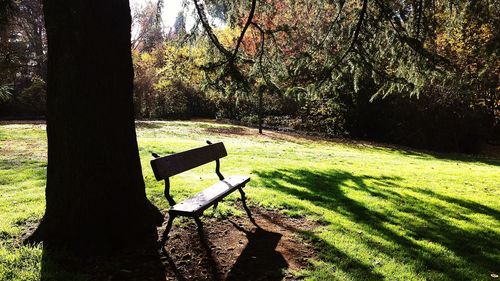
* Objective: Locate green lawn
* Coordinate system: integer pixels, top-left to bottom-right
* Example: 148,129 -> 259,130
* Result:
1,121 -> 499,281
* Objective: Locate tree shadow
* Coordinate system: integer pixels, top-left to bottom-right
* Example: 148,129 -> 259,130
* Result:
254,168 -> 500,280
372,145 -> 500,167
39,244 -> 166,281
245,213 -> 385,281
0,159 -> 46,184
40,242 -> 165,281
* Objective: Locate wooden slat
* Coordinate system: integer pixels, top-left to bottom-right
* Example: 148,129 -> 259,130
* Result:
170,176 -> 250,216
150,142 -> 227,180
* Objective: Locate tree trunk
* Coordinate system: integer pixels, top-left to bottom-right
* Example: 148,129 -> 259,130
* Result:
23,0 -> 46,78
258,87 -> 263,134
28,0 -> 161,253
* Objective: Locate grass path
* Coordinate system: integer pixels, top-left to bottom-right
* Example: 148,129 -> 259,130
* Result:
1,121 -> 499,280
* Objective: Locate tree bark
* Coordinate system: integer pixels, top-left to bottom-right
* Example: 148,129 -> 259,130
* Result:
258,87 -> 263,134
28,0 -> 161,253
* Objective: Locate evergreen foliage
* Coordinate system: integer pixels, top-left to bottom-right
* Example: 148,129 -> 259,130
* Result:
0,0 -> 498,152
160,0 -> 499,152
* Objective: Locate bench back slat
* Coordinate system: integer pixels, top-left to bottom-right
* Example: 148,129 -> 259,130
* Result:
150,142 -> 227,180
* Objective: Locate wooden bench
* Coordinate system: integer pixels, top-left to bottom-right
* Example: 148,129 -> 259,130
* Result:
151,141 -> 254,248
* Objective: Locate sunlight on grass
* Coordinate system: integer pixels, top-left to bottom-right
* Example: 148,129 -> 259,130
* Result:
1,121 -> 499,280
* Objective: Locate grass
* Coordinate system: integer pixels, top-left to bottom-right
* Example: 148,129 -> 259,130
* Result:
1,120 -> 499,281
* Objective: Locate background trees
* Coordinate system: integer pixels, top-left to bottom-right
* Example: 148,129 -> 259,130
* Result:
0,0 -> 498,153
0,0 -> 46,116
144,0 -> 498,153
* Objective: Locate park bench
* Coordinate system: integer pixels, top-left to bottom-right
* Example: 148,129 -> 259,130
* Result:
151,141 -> 254,249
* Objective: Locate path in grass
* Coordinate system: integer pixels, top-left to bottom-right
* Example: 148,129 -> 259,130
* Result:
1,121 -> 499,281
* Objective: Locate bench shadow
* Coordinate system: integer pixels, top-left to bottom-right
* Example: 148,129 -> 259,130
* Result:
161,251 -> 188,281
159,217 -> 290,281
226,222 -> 288,281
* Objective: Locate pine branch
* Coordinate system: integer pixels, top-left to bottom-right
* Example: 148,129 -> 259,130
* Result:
317,0 -> 368,85
193,0 -> 257,69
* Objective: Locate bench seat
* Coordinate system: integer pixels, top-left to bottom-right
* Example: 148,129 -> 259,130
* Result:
170,175 -> 250,216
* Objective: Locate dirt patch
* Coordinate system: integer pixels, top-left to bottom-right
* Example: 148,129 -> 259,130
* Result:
202,125 -> 330,145
0,120 -> 46,125
35,206 -> 318,281
203,126 -> 253,136
158,206 -> 318,281
0,139 -> 47,161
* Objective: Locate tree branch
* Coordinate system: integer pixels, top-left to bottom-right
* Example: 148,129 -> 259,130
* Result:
317,0 -> 368,84
373,0 -> 451,69
231,0 -> 257,61
193,0 -> 232,58
193,0 -> 257,68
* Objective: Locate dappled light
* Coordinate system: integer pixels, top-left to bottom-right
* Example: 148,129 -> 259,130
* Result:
1,121 -> 498,280
1,0 -> 499,279
255,168 -> 500,280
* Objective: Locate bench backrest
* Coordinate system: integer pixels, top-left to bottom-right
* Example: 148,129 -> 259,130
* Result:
150,142 -> 227,180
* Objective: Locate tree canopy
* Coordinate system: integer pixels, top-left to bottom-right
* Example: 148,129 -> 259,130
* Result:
1,0 -> 498,152
137,0 -> 498,152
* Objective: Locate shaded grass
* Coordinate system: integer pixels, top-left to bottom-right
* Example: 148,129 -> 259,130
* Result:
0,125 -> 46,281
254,169 -> 499,280
1,121 -> 499,280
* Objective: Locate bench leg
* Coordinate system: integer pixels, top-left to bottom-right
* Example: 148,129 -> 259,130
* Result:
159,213 -> 176,251
194,216 -> 204,235
238,187 -> 257,226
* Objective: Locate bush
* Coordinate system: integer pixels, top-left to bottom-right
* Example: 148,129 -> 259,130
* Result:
0,77 -> 46,117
